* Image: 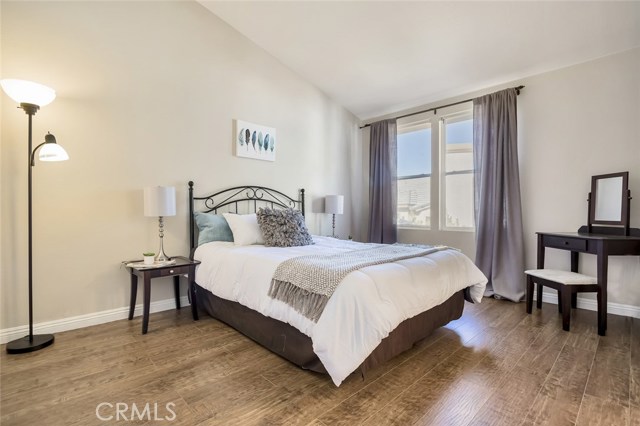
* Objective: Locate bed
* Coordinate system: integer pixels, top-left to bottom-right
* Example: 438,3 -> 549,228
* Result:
187,182 -> 487,386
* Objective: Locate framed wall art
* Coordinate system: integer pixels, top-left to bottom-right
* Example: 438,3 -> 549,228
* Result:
234,119 -> 276,162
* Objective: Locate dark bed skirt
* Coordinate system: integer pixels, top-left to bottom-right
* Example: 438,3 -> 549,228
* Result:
195,283 -> 465,377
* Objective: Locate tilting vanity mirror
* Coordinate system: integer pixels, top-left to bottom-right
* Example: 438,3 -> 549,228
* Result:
588,171 -> 631,235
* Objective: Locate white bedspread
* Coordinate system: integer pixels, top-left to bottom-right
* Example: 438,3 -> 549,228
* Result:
194,236 -> 487,386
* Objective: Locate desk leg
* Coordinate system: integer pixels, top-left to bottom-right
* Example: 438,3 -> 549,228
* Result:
597,244 -> 608,336
142,274 -> 151,334
189,266 -> 199,321
128,274 -> 138,320
570,251 -> 579,309
173,276 -> 181,310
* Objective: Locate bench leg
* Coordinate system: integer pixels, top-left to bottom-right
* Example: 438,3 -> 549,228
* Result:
571,293 -> 577,309
561,289 -> 572,332
536,282 -> 543,309
526,276 -> 534,314
558,290 -> 563,314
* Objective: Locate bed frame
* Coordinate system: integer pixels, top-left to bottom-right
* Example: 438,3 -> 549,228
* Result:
188,181 -> 305,253
187,181 -> 466,379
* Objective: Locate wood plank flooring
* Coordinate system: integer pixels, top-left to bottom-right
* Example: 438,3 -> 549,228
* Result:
1,298 -> 637,425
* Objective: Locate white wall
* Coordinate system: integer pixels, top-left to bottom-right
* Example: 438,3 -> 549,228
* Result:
518,48 -> 640,307
360,47 -> 640,309
0,1 -> 358,330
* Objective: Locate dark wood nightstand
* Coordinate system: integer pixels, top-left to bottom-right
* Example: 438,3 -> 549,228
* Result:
123,256 -> 200,334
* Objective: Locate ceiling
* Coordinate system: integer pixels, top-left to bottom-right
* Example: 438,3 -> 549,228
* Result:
199,1 -> 640,121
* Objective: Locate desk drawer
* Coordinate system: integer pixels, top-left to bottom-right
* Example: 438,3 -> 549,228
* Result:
545,236 -> 587,251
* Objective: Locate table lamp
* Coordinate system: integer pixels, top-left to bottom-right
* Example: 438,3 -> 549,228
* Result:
325,195 -> 344,238
144,186 -> 176,261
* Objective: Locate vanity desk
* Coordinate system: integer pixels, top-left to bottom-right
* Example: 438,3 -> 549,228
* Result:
536,227 -> 640,335
534,171 -> 639,336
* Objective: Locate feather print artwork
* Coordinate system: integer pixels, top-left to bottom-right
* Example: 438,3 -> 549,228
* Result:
238,129 -> 245,146
235,120 -> 276,161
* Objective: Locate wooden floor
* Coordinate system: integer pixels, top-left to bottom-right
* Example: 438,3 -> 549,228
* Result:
1,298 -> 639,425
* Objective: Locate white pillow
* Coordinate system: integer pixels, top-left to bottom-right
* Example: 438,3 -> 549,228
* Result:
222,213 -> 265,246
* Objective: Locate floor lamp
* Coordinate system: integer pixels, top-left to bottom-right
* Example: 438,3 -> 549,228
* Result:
1,79 -> 69,354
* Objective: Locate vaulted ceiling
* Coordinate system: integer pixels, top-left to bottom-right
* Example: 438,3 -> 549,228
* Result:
199,1 -> 640,121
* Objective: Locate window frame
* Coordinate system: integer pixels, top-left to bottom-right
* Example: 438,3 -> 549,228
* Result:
439,109 -> 475,232
396,102 -> 474,232
396,118 -> 432,229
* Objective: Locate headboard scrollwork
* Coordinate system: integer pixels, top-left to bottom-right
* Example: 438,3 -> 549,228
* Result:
188,181 -> 305,253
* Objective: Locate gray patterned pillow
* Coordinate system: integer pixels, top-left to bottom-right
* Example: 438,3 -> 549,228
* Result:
257,208 -> 314,247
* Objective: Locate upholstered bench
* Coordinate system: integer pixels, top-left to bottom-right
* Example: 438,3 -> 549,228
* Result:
525,269 -> 601,333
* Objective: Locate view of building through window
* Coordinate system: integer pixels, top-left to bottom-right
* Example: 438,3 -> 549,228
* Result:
442,114 -> 474,229
397,105 -> 474,230
397,126 -> 431,227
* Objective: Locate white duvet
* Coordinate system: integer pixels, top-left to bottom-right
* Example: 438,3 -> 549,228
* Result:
194,236 -> 487,386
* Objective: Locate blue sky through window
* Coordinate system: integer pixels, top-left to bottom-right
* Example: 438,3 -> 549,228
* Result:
397,119 -> 472,178
398,128 -> 431,177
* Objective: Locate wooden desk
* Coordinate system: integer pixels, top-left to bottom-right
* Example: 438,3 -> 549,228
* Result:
536,227 -> 640,335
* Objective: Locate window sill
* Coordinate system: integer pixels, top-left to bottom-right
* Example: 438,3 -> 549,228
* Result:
398,226 -> 475,233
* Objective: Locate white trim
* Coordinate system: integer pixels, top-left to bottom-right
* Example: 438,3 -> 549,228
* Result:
534,291 -> 640,319
0,296 -> 190,344
3,292 -> 638,345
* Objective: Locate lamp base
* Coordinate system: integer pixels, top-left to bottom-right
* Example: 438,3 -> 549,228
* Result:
6,334 -> 54,354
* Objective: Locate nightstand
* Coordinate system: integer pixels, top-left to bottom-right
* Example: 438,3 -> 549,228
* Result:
123,256 -> 200,334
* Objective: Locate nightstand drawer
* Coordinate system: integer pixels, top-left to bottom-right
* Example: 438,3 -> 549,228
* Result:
544,236 -> 587,251
150,266 -> 184,278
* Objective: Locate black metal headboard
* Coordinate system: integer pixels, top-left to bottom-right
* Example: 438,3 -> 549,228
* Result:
188,181 -> 305,251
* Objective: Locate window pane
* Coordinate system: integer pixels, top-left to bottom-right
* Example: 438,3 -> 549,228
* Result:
443,115 -> 474,229
397,126 -> 431,227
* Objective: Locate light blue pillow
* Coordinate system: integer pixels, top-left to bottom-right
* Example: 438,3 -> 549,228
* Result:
194,212 -> 234,245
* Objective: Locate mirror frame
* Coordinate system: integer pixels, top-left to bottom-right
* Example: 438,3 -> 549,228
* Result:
589,171 -> 629,230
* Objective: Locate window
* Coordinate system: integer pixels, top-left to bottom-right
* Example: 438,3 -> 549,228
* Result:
441,111 -> 474,230
396,103 -> 474,231
397,121 -> 431,228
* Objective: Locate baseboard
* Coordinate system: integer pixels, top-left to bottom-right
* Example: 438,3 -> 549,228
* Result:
534,292 -> 640,319
0,296 -> 191,344
3,292 -> 638,344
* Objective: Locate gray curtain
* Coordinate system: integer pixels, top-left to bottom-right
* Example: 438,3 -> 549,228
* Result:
368,119 -> 398,244
473,88 -> 525,302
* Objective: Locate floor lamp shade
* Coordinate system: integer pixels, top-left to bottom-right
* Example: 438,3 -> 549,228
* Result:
38,138 -> 69,161
0,79 -> 56,107
325,195 -> 344,215
144,186 -> 176,217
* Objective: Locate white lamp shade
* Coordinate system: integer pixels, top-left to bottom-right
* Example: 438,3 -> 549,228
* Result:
144,186 -> 176,217
325,195 -> 344,215
0,79 -> 56,107
38,143 -> 69,162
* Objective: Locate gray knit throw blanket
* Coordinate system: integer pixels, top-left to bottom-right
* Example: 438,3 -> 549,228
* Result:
268,244 -> 447,322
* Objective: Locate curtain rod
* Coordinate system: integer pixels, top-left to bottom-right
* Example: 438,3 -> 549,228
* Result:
359,85 -> 525,129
